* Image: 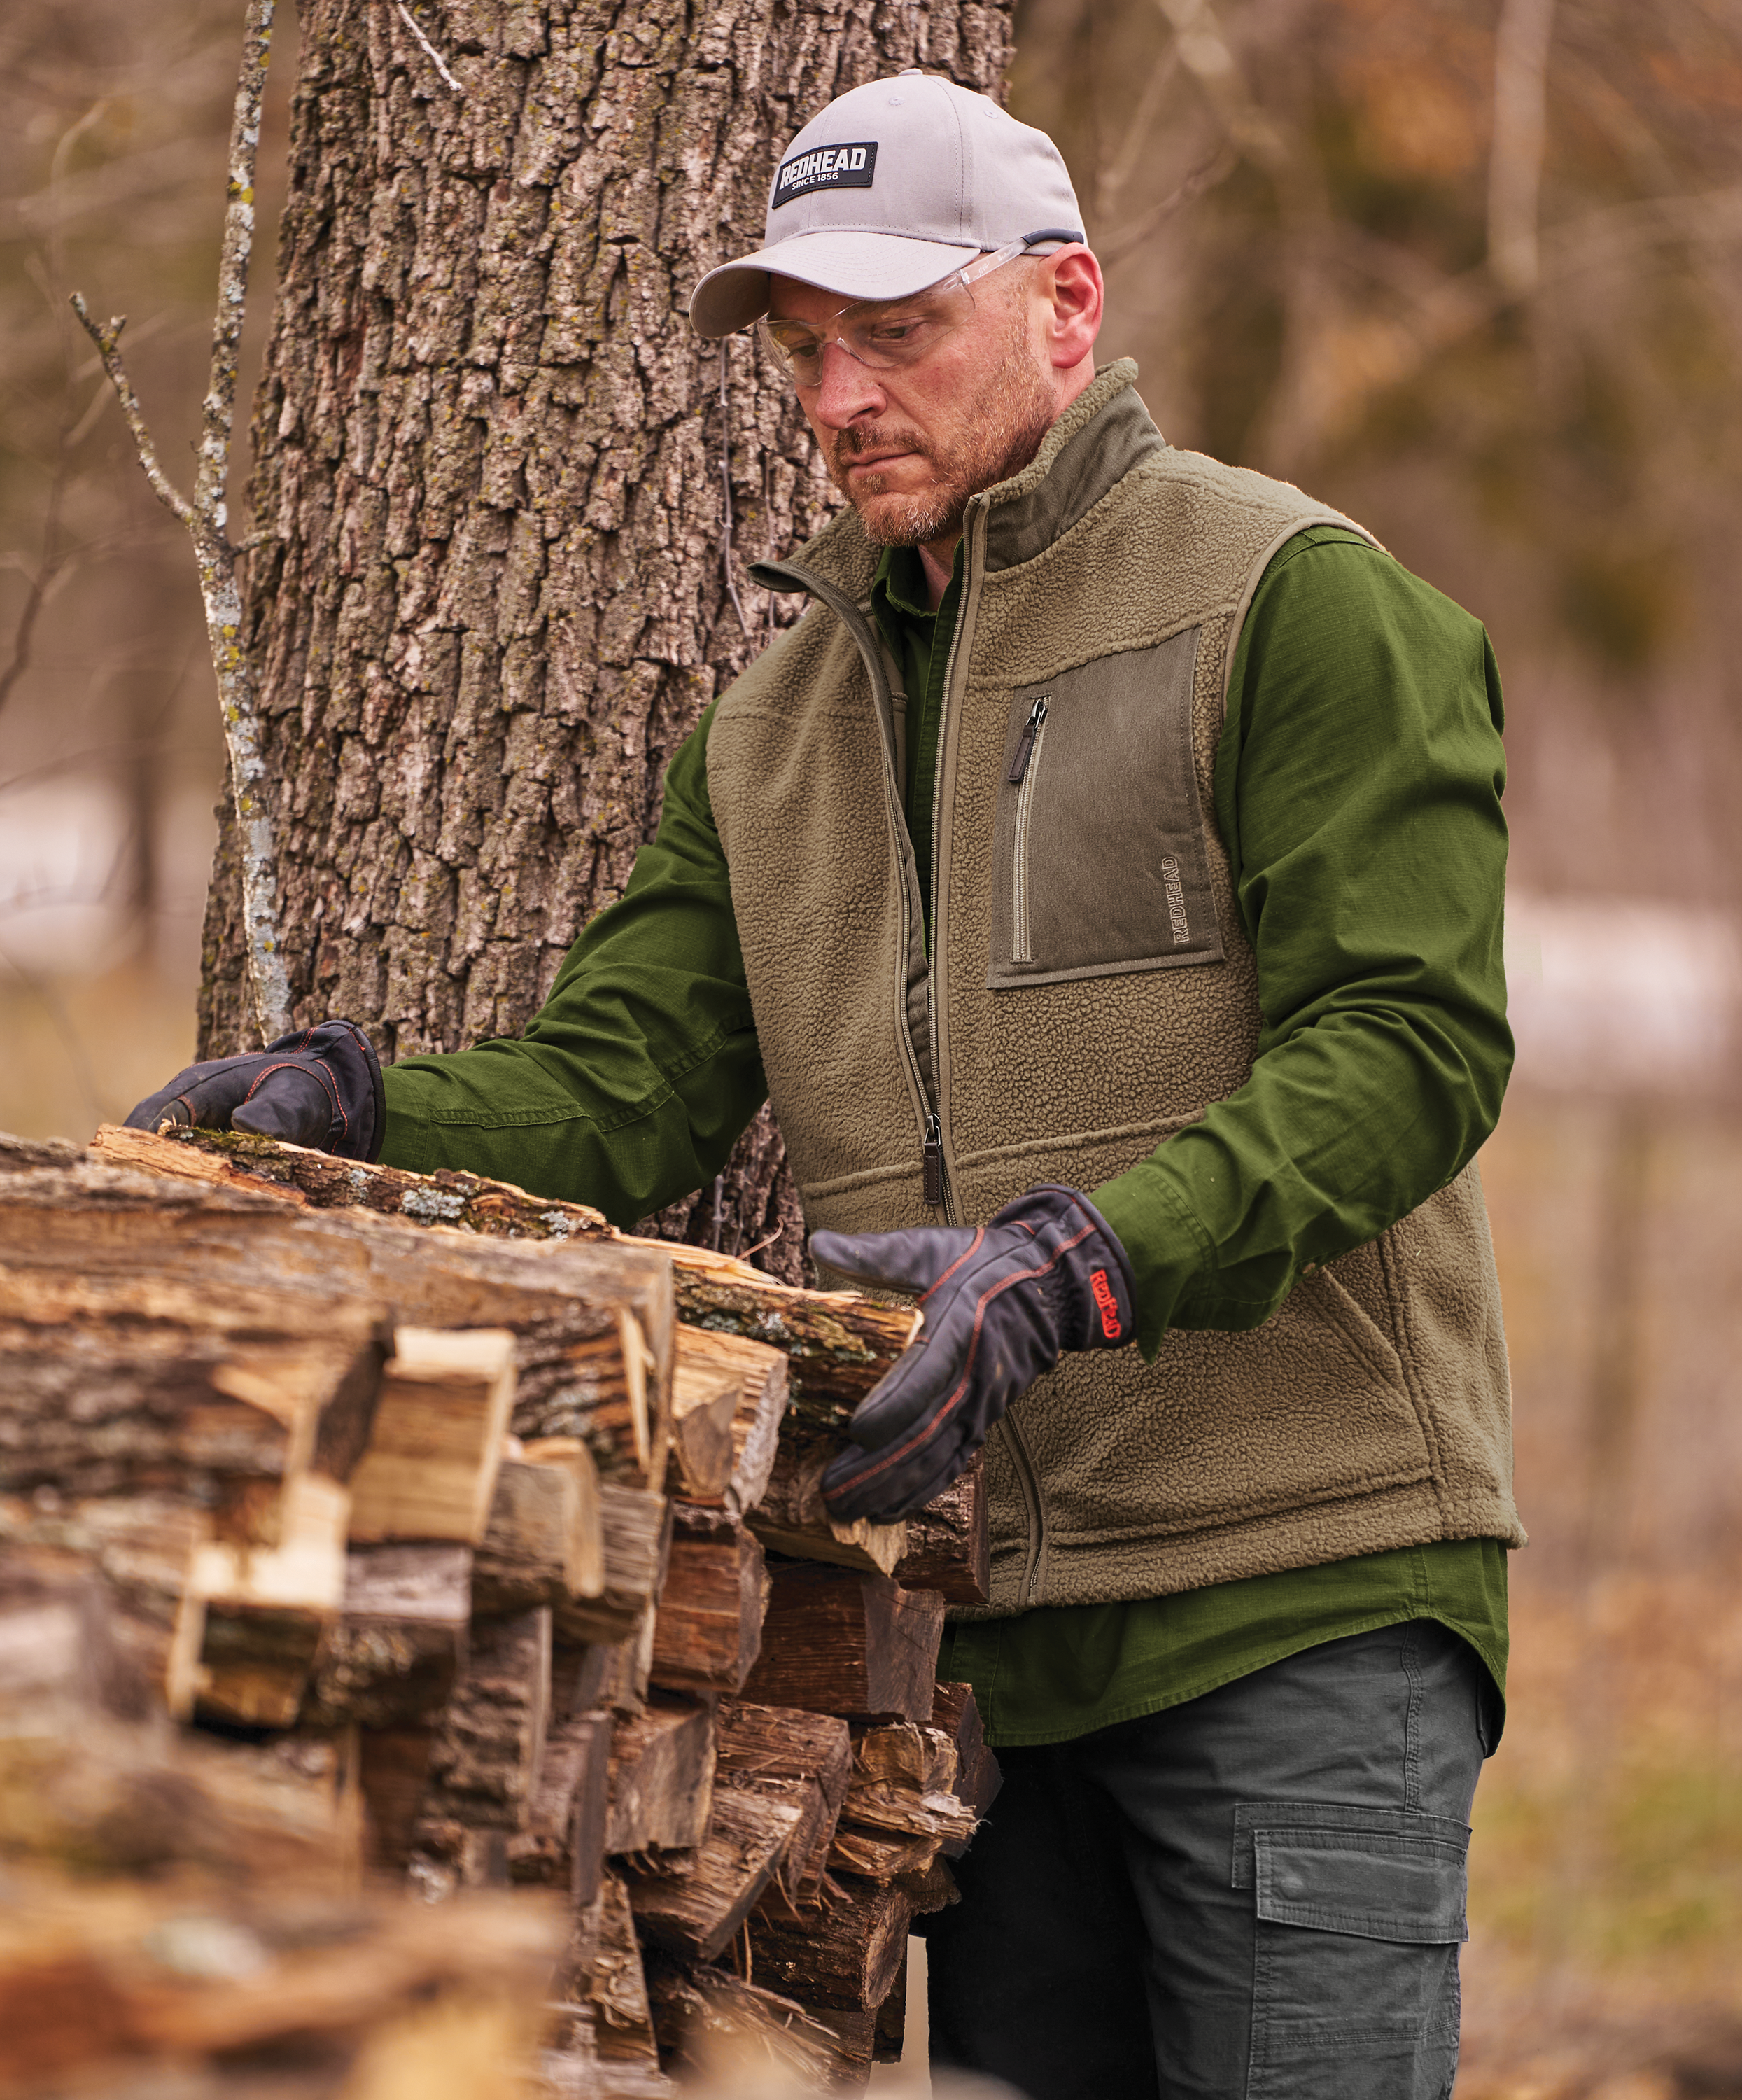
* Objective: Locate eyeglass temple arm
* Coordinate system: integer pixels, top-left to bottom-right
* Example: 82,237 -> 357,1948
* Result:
1021,228 -> 1086,246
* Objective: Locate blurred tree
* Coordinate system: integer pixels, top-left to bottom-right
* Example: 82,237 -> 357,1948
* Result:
1013,0 -> 1742,902
197,0 -> 1014,1275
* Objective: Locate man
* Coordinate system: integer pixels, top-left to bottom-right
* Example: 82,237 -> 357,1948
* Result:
129,72 -> 1519,2100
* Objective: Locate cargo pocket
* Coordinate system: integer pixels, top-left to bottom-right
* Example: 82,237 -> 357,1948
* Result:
1236,1804 -> 1467,2100
988,629 -> 1225,988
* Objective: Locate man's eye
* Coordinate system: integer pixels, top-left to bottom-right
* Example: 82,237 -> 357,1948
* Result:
866,318 -> 928,347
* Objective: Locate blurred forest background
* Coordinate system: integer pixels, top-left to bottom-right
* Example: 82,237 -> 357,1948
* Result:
3,1 -> 1741,2093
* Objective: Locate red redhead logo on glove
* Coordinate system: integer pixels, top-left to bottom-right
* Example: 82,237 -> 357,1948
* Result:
1090,1267 -> 1123,1340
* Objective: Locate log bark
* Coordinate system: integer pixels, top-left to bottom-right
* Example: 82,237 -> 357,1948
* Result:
507,1707 -> 611,1906
92,1124 -> 913,1435
416,1604 -> 550,1834
738,1565 -> 945,1723
747,1431 -> 908,1576
0,1494 -> 208,1720
0,1261 -> 389,1525
894,1452 -> 990,1605
302,1542 -> 472,1728
649,1506 -> 768,1695
12,1152 -> 675,1490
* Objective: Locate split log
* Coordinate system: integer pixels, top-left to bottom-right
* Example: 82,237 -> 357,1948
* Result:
346,1329 -> 516,1545
8,1152 -> 675,1492
739,1565 -> 946,1722
0,1494 -> 207,1719
92,1124 -> 912,1432
933,1679 -> 1003,1840
302,1543 -> 471,1728
358,1726 -> 436,1870
669,1366 -> 737,1503
0,1262 -> 389,1530
589,1872 -> 662,2072
829,1822 -> 940,1882
747,1430 -> 908,1576
472,1448 -> 603,1617
644,1961 -> 846,2087
551,1639 -> 613,1719
0,1564 -> 152,1730
877,1956 -> 908,2062
507,1709 -> 611,1907
715,1700 -> 852,1900
192,1473 -> 351,1727
671,1324 -> 788,1513
555,1484 -> 672,1645
605,1694 -> 715,1854
747,1875 -> 915,2011
809,1947 -> 910,2075
649,1506 -> 768,1695
831,1722 -> 976,1882
623,1786 -> 803,1962
416,1606 -> 550,1835
895,1452 -> 990,1604
600,1601 -> 657,1719
0,1872 -> 563,2085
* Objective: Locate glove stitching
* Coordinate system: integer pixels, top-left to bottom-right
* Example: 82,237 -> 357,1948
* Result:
836,1225 -> 1095,1494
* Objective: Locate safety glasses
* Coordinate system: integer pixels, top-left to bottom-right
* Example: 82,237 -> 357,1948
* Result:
756,237 -> 1037,390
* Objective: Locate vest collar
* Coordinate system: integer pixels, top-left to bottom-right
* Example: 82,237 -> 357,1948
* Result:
752,359 -> 1165,603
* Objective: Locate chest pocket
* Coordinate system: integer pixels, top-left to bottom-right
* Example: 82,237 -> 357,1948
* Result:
988,629 -> 1225,988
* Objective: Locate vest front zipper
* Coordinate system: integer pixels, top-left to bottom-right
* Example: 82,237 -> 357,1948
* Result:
1009,696 -> 1049,965
750,554 -> 951,1217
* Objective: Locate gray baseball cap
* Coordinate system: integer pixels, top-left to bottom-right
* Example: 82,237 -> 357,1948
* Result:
689,71 -> 1084,340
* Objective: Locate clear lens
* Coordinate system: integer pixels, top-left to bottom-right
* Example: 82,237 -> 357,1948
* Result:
755,240 -> 1031,388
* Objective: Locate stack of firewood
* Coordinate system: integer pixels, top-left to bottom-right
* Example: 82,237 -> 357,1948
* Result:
0,1124 -> 999,2097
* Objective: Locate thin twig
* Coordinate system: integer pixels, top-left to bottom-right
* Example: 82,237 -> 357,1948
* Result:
1095,142 -> 1239,266
717,340 -> 752,642
68,301 -> 196,526
1489,0 -> 1558,296
393,0 -> 466,95
66,0 -> 292,1047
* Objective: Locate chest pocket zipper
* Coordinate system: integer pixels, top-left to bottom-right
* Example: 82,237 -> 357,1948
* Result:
1009,696 -> 1049,966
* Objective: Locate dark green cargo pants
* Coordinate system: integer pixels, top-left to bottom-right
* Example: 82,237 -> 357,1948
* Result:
927,1620 -> 1499,2100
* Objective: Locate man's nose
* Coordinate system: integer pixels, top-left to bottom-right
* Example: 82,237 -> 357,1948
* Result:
810,339 -> 887,428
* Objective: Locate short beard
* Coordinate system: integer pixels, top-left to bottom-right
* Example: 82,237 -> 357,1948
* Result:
825,306 -> 1059,549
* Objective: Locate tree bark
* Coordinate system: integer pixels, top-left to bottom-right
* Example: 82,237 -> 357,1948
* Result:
201,0 -> 1015,1280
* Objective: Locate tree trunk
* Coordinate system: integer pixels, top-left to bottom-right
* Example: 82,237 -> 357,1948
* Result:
200,0 -> 1015,1279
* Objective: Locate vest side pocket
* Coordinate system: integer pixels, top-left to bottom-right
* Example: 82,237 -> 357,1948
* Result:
988,630 -> 1226,988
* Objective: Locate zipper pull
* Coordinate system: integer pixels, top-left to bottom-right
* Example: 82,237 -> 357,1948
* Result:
922,1112 -> 944,1208
1006,696 -> 1048,785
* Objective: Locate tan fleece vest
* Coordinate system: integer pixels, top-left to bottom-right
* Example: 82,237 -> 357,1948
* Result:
708,363 -> 1521,1614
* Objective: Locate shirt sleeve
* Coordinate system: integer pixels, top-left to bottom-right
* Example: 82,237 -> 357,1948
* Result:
378,699 -> 768,1227
1090,528 -> 1513,1357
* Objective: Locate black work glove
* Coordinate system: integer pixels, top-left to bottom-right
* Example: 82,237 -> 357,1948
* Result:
814,1184 -> 1137,1523
123,1019 -> 386,1163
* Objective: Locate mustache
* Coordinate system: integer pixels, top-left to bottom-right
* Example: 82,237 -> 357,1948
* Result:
831,421 -> 932,466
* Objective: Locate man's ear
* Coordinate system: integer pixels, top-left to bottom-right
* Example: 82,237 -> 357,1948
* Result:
1041,246 -> 1104,374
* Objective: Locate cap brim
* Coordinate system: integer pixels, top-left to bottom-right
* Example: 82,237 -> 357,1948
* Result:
689,230 -> 984,339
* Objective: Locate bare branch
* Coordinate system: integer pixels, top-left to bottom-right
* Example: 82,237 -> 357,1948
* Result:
64,0 -> 293,1047
1489,0 -> 1557,297
66,297 -> 196,527
1097,142 -> 1240,266
392,1 -> 466,96
195,0 -> 274,536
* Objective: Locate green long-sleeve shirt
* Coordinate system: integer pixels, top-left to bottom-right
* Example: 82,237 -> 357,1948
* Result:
381,524 -> 1514,1743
